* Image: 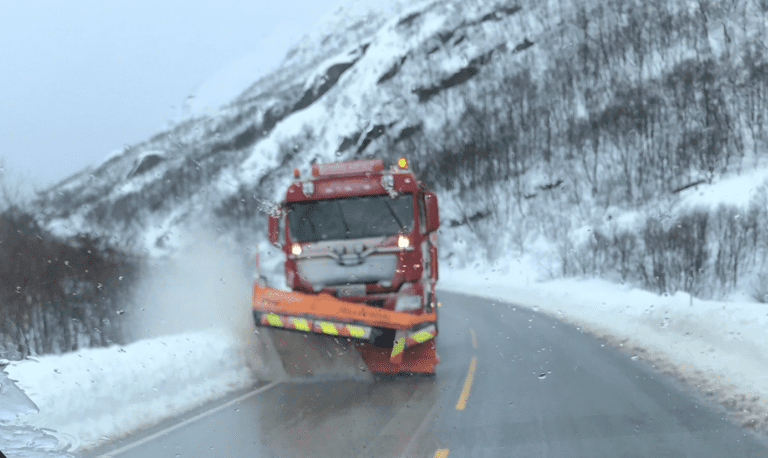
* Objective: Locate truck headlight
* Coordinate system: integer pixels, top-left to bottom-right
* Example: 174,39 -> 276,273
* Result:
398,234 -> 410,249
395,295 -> 422,311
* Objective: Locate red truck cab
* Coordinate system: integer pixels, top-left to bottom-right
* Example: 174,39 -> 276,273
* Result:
267,158 -> 439,346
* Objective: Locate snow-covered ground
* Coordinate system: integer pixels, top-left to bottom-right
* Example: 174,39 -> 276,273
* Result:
0,367 -> 65,457
2,329 -> 262,454
441,256 -> 768,432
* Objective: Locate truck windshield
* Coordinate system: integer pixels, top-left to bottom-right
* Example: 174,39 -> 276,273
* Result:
288,194 -> 414,242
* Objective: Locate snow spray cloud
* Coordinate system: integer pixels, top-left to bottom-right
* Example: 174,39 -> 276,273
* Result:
128,229 -> 255,343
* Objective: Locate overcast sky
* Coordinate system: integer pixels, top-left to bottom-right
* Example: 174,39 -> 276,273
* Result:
0,0 -> 344,193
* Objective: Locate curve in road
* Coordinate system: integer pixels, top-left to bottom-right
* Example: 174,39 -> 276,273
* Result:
86,291 -> 768,457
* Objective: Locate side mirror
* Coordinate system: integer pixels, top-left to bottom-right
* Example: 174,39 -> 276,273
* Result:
268,215 -> 282,248
425,192 -> 440,233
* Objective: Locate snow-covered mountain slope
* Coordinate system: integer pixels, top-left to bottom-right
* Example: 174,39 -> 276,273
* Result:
33,0 -> 768,299
33,0 -> 545,253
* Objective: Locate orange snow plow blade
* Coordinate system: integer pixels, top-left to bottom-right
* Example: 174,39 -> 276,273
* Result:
252,284 -> 438,374
252,284 -> 436,330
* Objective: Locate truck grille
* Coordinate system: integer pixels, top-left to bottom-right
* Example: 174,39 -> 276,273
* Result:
296,254 -> 396,289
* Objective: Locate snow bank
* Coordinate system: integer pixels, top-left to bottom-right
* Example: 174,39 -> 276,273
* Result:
5,330 -> 261,452
0,369 -> 38,422
441,257 -> 768,431
0,369 -> 68,457
0,421 -> 67,458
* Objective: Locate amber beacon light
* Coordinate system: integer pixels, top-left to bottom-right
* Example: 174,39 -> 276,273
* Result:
397,157 -> 408,169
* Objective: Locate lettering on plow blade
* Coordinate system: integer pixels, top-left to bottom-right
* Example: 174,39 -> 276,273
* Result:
338,304 -> 389,321
261,298 -> 280,307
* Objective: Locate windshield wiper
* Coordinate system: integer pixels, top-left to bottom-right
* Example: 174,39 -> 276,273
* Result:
383,198 -> 405,232
334,201 -> 352,238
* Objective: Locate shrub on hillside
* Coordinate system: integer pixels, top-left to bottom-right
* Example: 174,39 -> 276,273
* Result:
0,207 -> 139,360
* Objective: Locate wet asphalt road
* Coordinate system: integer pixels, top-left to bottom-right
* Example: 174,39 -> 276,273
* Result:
87,291 -> 768,457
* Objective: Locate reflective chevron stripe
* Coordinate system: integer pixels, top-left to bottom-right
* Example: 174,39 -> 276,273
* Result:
411,330 -> 434,343
258,312 -> 372,340
391,337 -> 406,362
406,325 -> 437,346
266,313 -> 283,327
390,324 -> 438,363
317,321 -> 339,335
346,325 -> 366,338
291,317 -> 311,331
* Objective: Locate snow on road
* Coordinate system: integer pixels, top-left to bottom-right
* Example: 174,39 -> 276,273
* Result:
441,258 -> 768,432
3,329 -> 261,453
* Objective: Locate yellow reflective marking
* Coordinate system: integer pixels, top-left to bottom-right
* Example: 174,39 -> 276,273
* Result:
470,328 -> 478,349
391,337 -> 405,358
455,356 -> 477,411
319,322 -> 338,335
292,318 -> 310,331
266,313 -> 283,327
346,325 -> 365,338
411,330 -> 434,343
433,449 -> 449,458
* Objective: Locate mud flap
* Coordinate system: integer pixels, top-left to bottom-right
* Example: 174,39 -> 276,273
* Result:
359,340 -> 438,374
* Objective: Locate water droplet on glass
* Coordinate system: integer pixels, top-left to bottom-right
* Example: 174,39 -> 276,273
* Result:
631,355 -> 639,361
538,373 -> 547,380
533,306 -> 540,312
116,310 -> 125,315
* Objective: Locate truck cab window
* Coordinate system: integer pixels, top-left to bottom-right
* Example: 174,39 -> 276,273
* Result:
288,194 -> 414,242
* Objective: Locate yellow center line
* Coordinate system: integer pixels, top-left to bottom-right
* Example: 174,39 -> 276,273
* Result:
433,449 -> 450,458
469,328 -> 478,349
455,356 -> 477,411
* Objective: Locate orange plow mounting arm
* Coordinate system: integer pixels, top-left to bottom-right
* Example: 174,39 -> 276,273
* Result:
252,284 -> 436,330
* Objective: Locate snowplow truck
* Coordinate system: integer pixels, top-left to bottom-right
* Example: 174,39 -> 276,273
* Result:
252,157 -> 440,374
